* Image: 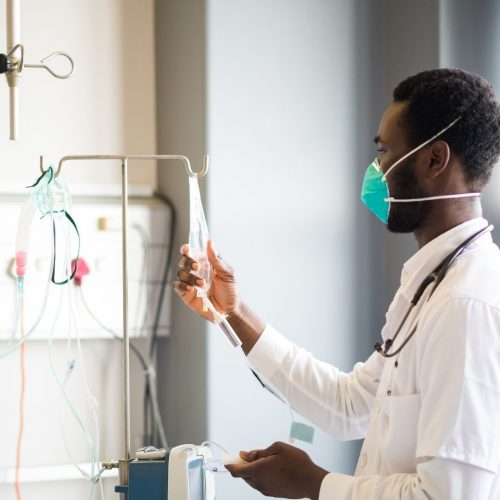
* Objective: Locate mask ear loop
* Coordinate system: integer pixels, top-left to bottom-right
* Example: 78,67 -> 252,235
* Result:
386,193 -> 481,203
381,116 -> 462,182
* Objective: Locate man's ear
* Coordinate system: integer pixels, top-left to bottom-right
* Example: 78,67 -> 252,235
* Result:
426,140 -> 451,179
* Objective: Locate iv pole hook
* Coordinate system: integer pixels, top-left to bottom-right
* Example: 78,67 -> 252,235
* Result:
24,51 -> 75,79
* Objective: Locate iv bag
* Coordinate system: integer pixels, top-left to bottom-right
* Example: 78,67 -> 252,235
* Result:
188,175 -> 211,289
187,171 -> 242,349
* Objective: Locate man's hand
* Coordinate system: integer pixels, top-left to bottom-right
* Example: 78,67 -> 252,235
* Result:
173,240 -> 240,320
173,240 -> 265,353
226,441 -> 328,499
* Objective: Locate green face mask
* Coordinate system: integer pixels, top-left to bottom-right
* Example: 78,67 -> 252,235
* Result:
360,116 -> 480,224
360,158 -> 389,223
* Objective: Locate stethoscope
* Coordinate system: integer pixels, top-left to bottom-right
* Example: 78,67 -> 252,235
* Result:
374,224 -> 494,358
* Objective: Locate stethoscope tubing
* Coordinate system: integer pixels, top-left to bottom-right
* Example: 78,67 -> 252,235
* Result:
375,224 -> 494,358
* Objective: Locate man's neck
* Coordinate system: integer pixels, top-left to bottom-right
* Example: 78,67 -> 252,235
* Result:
413,200 -> 483,248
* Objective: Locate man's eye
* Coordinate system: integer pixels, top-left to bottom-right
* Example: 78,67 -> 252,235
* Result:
376,148 -> 386,156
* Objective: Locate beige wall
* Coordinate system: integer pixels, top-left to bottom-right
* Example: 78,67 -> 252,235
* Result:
0,0 -> 156,191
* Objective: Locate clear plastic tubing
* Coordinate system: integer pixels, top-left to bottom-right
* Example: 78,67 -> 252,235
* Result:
188,175 -> 241,348
1,203 -> 53,359
15,196 -> 37,279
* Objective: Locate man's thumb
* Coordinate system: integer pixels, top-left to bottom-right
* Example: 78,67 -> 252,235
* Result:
207,240 -> 224,269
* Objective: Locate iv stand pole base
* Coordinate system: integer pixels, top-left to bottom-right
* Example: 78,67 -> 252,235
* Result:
118,459 -> 129,500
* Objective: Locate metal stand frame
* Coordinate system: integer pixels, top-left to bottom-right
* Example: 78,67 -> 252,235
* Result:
41,154 -> 209,497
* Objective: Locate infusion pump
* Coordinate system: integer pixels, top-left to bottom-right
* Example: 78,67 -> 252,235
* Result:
115,444 -> 215,500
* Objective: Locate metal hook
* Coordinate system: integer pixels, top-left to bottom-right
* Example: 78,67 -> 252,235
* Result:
188,154 -> 209,177
40,154 -> 209,178
39,155 -> 46,174
25,51 -> 75,79
6,43 -> 24,71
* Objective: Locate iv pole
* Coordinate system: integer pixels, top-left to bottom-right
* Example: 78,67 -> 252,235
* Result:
6,0 -> 20,139
40,154 -> 209,498
4,0 -> 75,140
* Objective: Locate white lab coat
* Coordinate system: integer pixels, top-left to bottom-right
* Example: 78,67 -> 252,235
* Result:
248,218 -> 500,499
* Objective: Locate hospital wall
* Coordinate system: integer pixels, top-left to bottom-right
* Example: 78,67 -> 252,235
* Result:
440,0 -> 500,229
155,7 -> 362,500
154,1 -> 439,500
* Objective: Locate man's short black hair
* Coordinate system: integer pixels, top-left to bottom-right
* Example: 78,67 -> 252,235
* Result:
393,68 -> 500,190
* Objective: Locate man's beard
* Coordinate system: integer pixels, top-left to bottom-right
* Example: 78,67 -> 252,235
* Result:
387,157 -> 432,233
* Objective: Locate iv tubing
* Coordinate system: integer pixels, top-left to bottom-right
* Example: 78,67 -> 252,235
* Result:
0,215 -> 54,360
68,261 -> 101,485
48,220 -> 95,459
24,175 -> 101,495
14,297 -> 25,500
63,201 -> 102,496
48,285 -> 100,496
77,285 -> 168,449
3,285 -> 23,352
76,219 -> 170,448
197,289 -> 242,348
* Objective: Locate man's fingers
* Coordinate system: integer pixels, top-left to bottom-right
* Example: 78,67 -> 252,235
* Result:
225,460 -> 256,478
239,442 -> 284,462
176,268 -> 205,287
177,253 -> 199,271
226,455 -> 274,478
178,243 -> 200,271
172,280 -> 193,294
240,450 -> 261,462
263,441 -> 287,455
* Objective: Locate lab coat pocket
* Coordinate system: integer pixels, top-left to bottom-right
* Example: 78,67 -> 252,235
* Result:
378,393 -> 421,473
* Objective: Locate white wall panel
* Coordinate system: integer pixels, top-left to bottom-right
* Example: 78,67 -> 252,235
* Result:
205,3 -> 358,499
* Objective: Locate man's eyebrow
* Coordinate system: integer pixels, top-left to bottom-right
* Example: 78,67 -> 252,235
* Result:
373,135 -> 381,144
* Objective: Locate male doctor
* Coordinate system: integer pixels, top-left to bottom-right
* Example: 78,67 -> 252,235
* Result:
174,69 -> 500,499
